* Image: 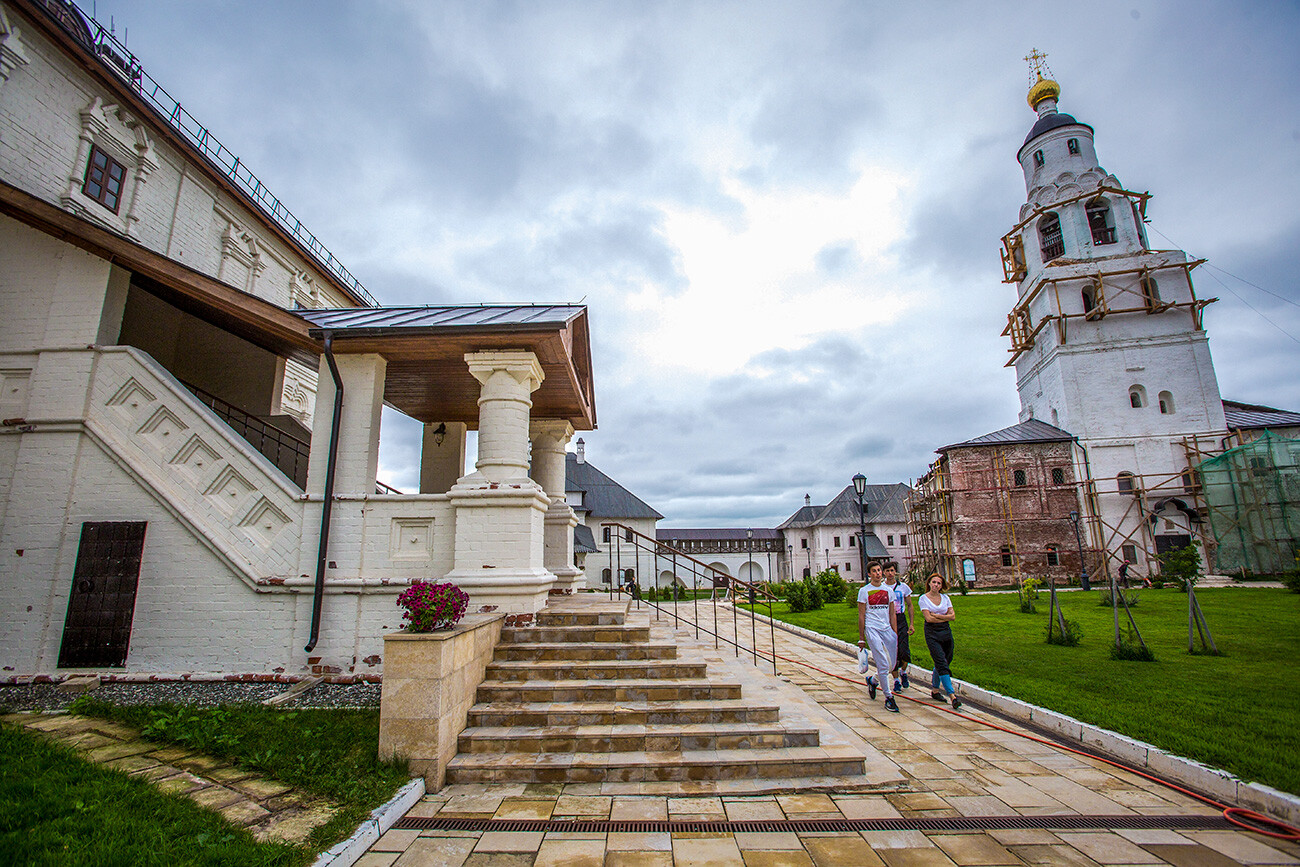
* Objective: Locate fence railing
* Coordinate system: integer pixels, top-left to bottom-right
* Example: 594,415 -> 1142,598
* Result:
180,381 -> 310,489
600,522 -> 778,673
34,0 -> 378,308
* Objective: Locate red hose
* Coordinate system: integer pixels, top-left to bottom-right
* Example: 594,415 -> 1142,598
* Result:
771,649 -> 1300,842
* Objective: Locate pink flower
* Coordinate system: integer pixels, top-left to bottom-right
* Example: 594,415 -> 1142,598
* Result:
397,581 -> 469,632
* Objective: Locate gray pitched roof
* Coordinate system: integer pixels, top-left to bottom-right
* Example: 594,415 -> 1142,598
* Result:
777,505 -> 824,530
574,523 -> 599,554
657,528 -> 781,542
938,419 -> 1074,452
1223,400 -> 1300,431
813,484 -> 912,526
566,454 -> 663,520
299,304 -> 585,333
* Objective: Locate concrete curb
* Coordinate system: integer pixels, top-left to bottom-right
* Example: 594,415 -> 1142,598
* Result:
311,777 -> 425,867
740,605 -> 1300,826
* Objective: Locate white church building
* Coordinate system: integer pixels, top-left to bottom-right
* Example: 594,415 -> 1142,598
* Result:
0,0 -> 595,682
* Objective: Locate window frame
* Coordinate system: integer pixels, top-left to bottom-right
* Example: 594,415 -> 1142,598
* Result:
81,144 -> 127,214
1046,545 -> 1060,567
1051,467 -> 1066,485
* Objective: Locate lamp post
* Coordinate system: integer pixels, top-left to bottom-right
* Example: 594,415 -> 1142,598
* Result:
1069,510 -> 1091,591
786,544 -> 793,581
746,529 -> 756,655
853,473 -> 869,587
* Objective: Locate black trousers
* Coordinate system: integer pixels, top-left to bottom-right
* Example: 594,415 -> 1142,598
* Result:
925,623 -> 954,680
894,609 -> 911,670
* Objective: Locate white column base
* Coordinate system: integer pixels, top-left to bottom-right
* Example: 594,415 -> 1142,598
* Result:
543,501 -> 584,595
444,479 -> 555,614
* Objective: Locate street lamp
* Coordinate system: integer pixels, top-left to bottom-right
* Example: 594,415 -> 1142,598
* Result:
1068,510 -> 1091,591
853,473 -> 869,585
746,528 -> 756,653
786,544 -> 793,582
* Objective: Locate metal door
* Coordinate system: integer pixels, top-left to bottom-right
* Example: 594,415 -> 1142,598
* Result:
57,522 -> 147,668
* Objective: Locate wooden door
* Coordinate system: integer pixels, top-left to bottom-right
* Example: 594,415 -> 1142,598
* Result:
57,522 -> 147,668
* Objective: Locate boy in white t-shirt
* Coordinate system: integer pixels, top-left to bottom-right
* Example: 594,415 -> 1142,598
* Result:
857,560 -> 899,713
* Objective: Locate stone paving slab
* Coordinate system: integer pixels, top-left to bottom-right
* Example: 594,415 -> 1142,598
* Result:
363,599 -> 1300,867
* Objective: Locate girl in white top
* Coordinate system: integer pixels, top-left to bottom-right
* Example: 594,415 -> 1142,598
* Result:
918,572 -> 961,709
857,561 -> 899,712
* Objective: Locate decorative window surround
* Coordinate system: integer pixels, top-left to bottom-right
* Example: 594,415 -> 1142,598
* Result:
62,98 -> 158,238
0,7 -> 31,92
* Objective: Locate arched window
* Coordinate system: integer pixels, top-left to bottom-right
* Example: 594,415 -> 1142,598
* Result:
1141,276 -> 1161,311
1033,149 -> 1045,167
1082,286 -> 1097,315
1158,390 -> 1175,414
1117,472 -> 1137,495
1086,200 -> 1116,245
1039,213 -> 1064,261
1129,385 -> 1147,408
623,568 -> 635,582
802,567 -> 811,578
601,568 -> 611,584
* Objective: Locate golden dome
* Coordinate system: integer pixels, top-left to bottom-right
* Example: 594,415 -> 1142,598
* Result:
1027,75 -> 1060,110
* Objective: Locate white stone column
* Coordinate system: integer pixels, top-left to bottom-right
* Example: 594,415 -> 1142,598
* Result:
419,422 -> 467,494
530,419 -> 583,594
443,351 -> 553,615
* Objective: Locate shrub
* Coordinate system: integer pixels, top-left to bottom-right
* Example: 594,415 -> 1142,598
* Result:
814,569 -> 847,604
1283,570 -> 1300,594
769,582 -> 788,599
396,581 -> 469,632
645,585 -> 658,602
1097,587 -> 1140,607
1017,576 -> 1042,613
845,584 -> 861,607
1111,639 -> 1156,662
786,576 -> 825,613
1159,542 -> 1204,593
1046,616 -> 1082,646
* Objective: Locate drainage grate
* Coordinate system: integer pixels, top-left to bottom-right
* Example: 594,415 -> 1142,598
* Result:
394,814 -> 1232,834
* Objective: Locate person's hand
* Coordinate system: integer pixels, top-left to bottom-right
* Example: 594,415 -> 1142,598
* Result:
857,639 -> 866,647
908,625 -> 915,635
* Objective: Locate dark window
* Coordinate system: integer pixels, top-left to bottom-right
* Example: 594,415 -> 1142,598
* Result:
1122,544 -> 1138,563
900,534 -> 907,546
623,569 -> 635,581
1067,138 -> 1079,155
1183,469 -> 1199,492
82,145 -> 127,213
601,568 -> 611,583
1033,149 -> 1044,167
1082,286 -> 1097,315
1051,467 -> 1066,485
1039,213 -> 1064,261
845,562 -> 852,572
1013,469 -> 1027,487
1141,276 -> 1161,311
625,528 -> 633,542
602,526 -> 611,542
887,535 -> 894,546
849,535 -> 856,547
1118,472 -> 1136,495
833,536 -> 841,547
1087,201 -> 1116,245
1130,387 -> 1145,408
802,568 -> 811,578
1159,391 -> 1175,415
800,539 -> 807,549
1046,545 -> 1060,566
1001,546 -> 1015,567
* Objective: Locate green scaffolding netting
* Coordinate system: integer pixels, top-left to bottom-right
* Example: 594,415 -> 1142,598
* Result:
1196,431 -> 1300,575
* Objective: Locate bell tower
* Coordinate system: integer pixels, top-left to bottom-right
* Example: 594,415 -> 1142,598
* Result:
1000,51 -> 1227,574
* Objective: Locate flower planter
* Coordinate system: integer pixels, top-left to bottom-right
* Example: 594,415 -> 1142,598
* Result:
377,613 -> 505,788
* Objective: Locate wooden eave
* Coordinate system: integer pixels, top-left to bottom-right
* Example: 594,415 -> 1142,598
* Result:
0,179 -> 319,366
9,0 -> 370,307
308,313 -> 597,431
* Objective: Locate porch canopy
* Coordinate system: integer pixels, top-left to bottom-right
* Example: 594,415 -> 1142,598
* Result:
299,305 -> 596,431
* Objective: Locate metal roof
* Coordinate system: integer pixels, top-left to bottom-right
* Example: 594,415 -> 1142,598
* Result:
574,523 -> 599,555
939,419 -> 1074,452
777,505 -> 824,531
778,484 -> 912,529
860,533 -> 891,560
1223,400 -> 1300,431
656,528 -> 782,542
566,455 -> 663,520
1022,111 -> 1092,148
299,305 -> 585,335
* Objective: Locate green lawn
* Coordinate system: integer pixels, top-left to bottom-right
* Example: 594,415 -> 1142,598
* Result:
4,703 -> 411,866
749,588 -> 1300,796
0,723 -> 302,866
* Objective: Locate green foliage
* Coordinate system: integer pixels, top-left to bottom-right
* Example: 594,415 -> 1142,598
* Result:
1110,639 -> 1156,662
1017,576 -> 1042,613
784,576 -> 825,613
1046,616 -> 1082,646
1098,586 -> 1141,607
1159,541 -> 1204,592
645,585 -> 658,602
845,584 -> 861,607
0,722 -> 305,865
1283,570 -> 1300,594
140,706 -> 241,752
813,569 -> 847,604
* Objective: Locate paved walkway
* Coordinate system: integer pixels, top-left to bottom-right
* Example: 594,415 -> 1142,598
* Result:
364,601 -> 1300,866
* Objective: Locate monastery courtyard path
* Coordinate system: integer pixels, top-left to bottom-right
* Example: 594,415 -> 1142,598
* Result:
364,600 -> 1299,867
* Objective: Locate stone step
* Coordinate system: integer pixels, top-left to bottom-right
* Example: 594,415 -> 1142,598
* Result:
494,642 -> 678,662
483,659 -> 706,682
457,723 -> 821,754
444,746 -> 867,785
466,699 -> 782,728
474,678 -> 742,704
500,625 -> 651,644
534,608 -> 627,627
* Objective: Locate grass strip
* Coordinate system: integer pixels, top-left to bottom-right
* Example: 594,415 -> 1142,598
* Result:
749,587 -> 1300,796
0,721 -> 305,866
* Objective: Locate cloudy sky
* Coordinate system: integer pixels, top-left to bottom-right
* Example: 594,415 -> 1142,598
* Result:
93,1 -> 1300,527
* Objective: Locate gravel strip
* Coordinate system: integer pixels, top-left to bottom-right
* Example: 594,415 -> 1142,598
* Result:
0,681 -> 380,713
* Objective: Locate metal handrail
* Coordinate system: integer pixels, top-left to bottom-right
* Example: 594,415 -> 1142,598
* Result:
38,0 -> 378,308
602,522 -> 778,674
179,380 -> 309,489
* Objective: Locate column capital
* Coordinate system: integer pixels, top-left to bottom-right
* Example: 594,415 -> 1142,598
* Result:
465,350 -> 544,392
529,419 -> 575,448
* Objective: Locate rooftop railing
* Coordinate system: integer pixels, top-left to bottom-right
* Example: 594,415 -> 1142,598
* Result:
35,0 -> 378,308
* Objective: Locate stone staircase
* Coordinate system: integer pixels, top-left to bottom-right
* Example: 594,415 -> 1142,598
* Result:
444,600 -> 871,790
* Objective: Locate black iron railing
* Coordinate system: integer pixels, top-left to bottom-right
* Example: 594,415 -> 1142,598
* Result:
601,522 -> 778,673
180,381 -> 310,489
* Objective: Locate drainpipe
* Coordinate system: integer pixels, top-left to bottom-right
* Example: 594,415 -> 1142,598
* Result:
305,331 -> 343,654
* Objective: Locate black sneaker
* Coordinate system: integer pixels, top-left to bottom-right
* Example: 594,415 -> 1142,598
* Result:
931,691 -> 947,703
884,697 -> 899,713
892,679 -> 902,693
951,696 -> 963,710
867,676 -> 877,700
901,672 -> 910,689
